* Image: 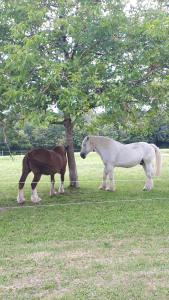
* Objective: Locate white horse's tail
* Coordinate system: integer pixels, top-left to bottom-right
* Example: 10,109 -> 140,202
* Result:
151,144 -> 162,176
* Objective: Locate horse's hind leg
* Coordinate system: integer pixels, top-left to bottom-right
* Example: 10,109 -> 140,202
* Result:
58,172 -> 65,194
31,172 -> 41,203
17,157 -> 31,204
143,161 -> 154,191
50,174 -> 57,196
17,172 -> 29,204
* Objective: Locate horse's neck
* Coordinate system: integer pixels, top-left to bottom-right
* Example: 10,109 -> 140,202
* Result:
92,137 -> 118,160
92,136 -> 116,148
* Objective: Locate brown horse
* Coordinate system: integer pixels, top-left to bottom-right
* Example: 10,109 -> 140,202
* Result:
17,145 -> 67,204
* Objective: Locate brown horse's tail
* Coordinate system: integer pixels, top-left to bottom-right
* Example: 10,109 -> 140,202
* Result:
151,144 -> 162,176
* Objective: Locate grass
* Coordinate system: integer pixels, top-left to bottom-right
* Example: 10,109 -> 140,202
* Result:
0,150 -> 169,299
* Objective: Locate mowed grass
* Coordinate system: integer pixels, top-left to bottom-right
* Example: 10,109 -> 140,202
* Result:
0,150 -> 169,299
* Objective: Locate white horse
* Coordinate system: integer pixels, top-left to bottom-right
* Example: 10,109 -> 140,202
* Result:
80,136 -> 161,191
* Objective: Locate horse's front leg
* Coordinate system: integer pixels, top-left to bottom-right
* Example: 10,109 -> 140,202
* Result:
106,167 -> 115,191
50,174 -> 58,196
99,165 -> 108,190
58,172 -> 65,194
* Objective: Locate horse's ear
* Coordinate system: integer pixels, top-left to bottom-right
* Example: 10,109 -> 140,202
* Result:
86,136 -> 89,141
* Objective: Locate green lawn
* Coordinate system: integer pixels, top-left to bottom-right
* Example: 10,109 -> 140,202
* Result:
0,151 -> 169,299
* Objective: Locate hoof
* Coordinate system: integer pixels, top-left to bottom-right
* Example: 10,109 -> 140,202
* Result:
99,185 -> 106,190
17,197 -> 25,205
58,189 -> 64,194
31,196 -> 41,203
106,187 -> 115,192
143,186 -> 152,191
50,191 -> 58,197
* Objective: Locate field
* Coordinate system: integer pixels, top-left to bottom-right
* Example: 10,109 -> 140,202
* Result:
0,150 -> 169,299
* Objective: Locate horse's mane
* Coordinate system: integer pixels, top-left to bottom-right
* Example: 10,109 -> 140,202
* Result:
89,135 -> 123,146
90,136 -> 112,141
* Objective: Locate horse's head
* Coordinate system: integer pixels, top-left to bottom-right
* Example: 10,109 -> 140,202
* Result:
80,136 -> 93,159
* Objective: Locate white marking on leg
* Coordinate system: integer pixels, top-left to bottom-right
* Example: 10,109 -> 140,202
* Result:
50,181 -> 58,196
143,178 -> 153,191
17,189 -> 25,204
58,182 -> 64,194
31,189 -> 41,203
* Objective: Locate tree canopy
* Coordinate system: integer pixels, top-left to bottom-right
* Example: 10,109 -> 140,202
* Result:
1,0 -> 168,123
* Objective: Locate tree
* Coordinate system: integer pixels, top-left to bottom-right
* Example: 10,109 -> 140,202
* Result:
0,0 -> 169,184
0,0 -> 128,186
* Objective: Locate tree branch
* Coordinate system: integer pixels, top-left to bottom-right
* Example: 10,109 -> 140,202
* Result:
128,64 -> 164,87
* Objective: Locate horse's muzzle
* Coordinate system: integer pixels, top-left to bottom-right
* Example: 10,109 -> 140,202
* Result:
80,152 -> 86,159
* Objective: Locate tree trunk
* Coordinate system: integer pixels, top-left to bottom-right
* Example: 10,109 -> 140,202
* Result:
63,117 -> 79,188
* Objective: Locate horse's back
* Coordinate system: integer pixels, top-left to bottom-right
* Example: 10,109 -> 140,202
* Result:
23,147 -> 67,175
113,142 -> 154,167
123,142 -> 155,163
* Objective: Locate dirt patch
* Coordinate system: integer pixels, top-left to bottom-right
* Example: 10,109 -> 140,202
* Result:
24,251 -> 51,263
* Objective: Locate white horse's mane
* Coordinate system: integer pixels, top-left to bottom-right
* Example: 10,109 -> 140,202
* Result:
88,135 -> 123,147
